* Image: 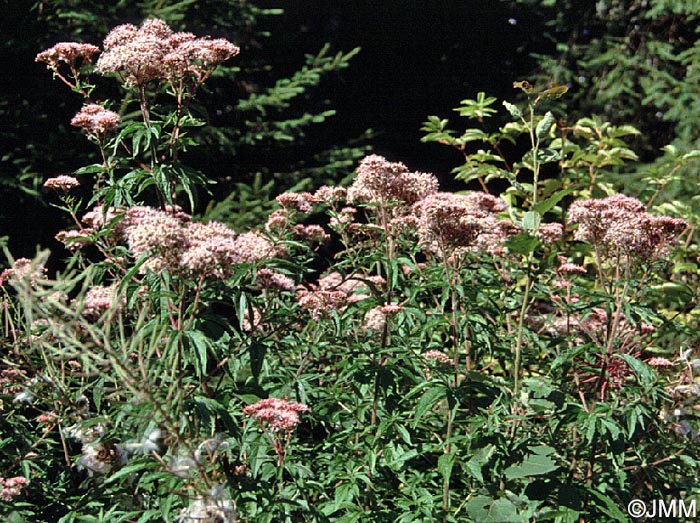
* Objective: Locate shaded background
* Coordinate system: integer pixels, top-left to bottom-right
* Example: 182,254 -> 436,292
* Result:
271,1 -> 545,173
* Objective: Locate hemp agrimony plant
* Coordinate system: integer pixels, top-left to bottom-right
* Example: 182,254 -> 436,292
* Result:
2,18 -> 700,523
36,19 -> 240,210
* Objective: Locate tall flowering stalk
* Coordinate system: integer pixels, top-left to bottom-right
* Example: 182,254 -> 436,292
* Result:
244,398 -> 309,493
568,194 -> 686,400
36,18 -> 239,209
347,155 -> 438,426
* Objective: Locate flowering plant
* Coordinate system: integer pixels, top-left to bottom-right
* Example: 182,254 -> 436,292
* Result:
1,19 -> 700,523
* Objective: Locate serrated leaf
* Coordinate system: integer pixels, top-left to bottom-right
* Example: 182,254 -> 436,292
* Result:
505,233 -> 540,255
104,461 -> 151,485
538,84 -> 569,101
249,343 -> 267,382
465,444 -> 495,482
522,210 -> 541,232
438,452 -> 455,480
616,354 -> 655,388
586,489 -> 628,522
533,185 -> 578,214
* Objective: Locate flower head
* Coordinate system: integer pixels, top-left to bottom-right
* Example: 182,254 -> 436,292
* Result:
176,485 -> 237,523
35,42 -> 100,69
231,232 -> 286,263
122,206 -> 188,272
313,185 -> 347,204
348,155 -> 438,205
97,19 -> 239,88
0,476 -> 28,502
414,192 -> 510,256
568,194 -> 686,259
363,304 -> 403,333
71,104 -> 121,137
424,350 -> 451,365
44,175 -> 80,192
255,269 -> 295,292
276,192 -> 314,213
0,258 -> 47,289
82,284 -> 124,319
296,289 -> 348,320
180,221 -> 238,278
79,441 -> 127,476
244,398 -> 310,434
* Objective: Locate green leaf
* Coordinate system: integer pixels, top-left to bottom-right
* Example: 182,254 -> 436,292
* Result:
503,100 -> 523,119
586,489 -> 628,522
536,111 -> 556,140
616,354 -> 655,388
505,233 -> 540,255
412,383 -> 447,428
537,84 -> 569,101
504,447 -> 558,479
465,496 -> 526,523
104,461 -> 152,485
533,186 -> 579,215
249,343 -> 267,382
465,444 -> 496,483
438,452 -> 455,480
522,210 -> 541,232
187,331 -> 210,377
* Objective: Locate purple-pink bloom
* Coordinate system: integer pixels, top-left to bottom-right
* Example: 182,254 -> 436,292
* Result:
35,42 -> 100,68
0,476 -> 28,502
44,175 -> 80,191
71,104 -> 121,136
244,398 -> 310,434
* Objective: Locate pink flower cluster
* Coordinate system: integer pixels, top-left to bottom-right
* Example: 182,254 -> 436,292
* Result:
424,350 -> 451,365
43,175 -> 80,191
0,476 -> 27,502
296,289 -> 348,321
0,258 -> 46,288
55,229 -> 93,251
276,192 -> 315,214
255,268 -> 295,292
243,398 -> 310,434
313,185 -> 347,205
79,205 -> 287,277
557,259 -> 587,275
71,104 -> 121,137
35,42 -> 99,69
348,154 -> 439,206
96,18 -> 239,87
568,194 -> 687,259
363,304 -> 404,333
231,232 -> 287,264
529,305 -> 654,352
296,271 -> 386,320
414,192 -> 513,256
0,369 -> 25,410
82,284 -> 123,319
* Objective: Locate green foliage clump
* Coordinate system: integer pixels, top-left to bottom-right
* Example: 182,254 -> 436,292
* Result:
507,0 -> 700,303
